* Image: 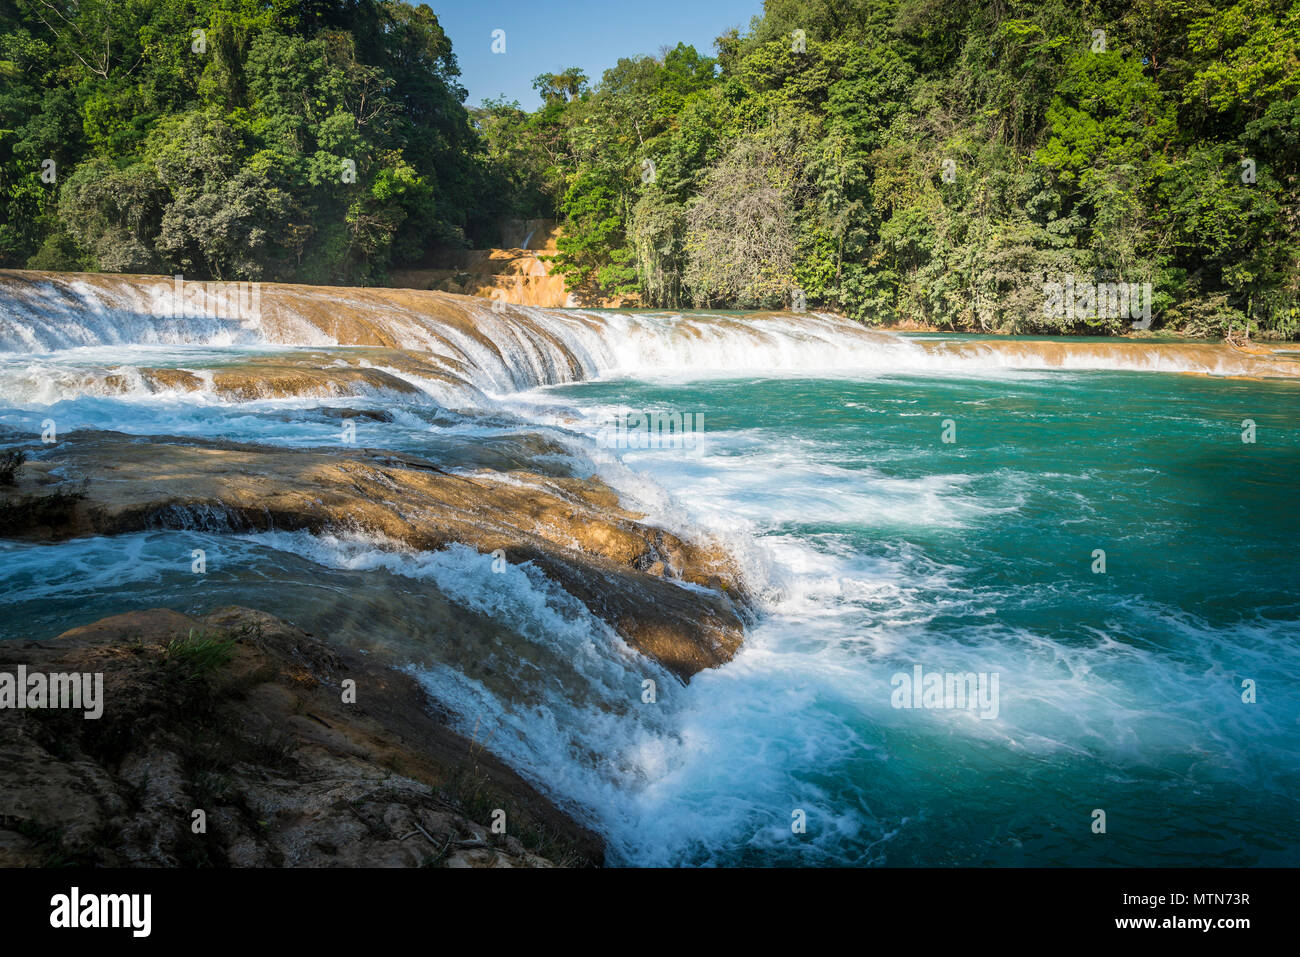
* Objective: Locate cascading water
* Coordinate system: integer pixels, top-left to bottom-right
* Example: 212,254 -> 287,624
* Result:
2,269 -> 1298,866
4,271 -> 1296,396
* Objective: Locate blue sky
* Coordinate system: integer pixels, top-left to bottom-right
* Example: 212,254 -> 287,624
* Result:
432,0 -> 763,109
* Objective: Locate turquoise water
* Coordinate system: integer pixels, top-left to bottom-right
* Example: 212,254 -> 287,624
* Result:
2,330 -> 1298,866
503,369 -> 1300,865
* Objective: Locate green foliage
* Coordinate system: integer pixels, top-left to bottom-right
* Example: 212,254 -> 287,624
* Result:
683,136 -> 801,307
1,0 -> 488,283
163,629 -> 237,682
3,0 -> 1297,334
552,170 -> 638,296
480,0 -> 1299,335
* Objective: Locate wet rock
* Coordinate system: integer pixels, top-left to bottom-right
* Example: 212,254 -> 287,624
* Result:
0,607 -> 603,868
3,432 -> 753,679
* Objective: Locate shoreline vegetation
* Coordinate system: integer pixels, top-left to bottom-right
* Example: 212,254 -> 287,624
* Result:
2,1 -> 1297,338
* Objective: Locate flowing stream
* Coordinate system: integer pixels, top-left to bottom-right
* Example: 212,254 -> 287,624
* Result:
2,273 -> 1297,865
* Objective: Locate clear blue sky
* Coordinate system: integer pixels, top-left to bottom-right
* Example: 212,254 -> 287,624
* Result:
431,0 -> 764,109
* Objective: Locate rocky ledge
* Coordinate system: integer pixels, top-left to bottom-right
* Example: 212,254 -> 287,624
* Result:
2,431 -> 752,679
0,606 -> 605,867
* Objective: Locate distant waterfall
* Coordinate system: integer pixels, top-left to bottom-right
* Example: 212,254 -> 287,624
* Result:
1,271 -> 1292,394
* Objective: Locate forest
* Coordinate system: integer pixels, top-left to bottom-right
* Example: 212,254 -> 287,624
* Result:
2,0 -> 1298,335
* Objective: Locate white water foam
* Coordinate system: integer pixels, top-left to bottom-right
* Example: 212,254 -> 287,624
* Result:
1,275 -> 1271,391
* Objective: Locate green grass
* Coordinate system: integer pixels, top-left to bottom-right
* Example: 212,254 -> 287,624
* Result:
163,629 -> 238,682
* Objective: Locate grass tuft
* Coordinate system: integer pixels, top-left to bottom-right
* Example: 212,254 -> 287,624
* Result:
163,629 -> 238,682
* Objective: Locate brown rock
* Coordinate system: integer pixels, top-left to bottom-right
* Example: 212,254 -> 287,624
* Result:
2,432 -> 753,679
0,606 -> 603,868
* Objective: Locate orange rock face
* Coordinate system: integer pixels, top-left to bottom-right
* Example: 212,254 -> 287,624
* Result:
2,432 -> 752,680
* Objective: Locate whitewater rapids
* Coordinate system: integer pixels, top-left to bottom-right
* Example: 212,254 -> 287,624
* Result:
2,271 -> 1296,402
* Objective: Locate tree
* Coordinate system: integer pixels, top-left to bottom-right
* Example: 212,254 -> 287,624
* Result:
683,137 -> 799,308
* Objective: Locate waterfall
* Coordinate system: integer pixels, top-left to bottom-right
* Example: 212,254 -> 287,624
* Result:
1,270 -> 1294,393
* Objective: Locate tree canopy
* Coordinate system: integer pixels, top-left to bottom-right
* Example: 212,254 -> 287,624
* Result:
478,0 -> 1300,335
3,0 -> 1297,335
1,0 -> 498,284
